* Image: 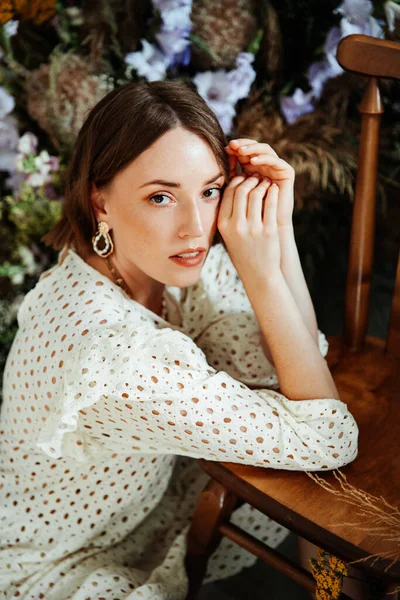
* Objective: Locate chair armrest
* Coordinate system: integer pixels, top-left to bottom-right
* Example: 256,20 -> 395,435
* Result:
337,34 -> 400,80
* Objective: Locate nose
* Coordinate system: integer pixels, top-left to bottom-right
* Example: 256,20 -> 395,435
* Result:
179,201 -> 205,239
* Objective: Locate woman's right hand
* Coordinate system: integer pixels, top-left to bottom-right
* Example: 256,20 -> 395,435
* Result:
217,174 -> 282,291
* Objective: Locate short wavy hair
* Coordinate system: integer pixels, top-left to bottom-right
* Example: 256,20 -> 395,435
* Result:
42,80 -> 230,258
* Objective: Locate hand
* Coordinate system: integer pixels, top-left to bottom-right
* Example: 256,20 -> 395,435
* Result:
225,138 -> 295,228
217,174 -> 282,290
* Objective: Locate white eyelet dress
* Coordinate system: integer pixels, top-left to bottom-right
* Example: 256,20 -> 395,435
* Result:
0,243 -> 359,599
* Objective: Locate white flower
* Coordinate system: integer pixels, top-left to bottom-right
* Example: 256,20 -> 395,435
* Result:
26,172 -> 46,187
125,39 -> 170,81
17,132 -> 38,156
15,154 -> 24,171
384,1 -> 400,31
4,294 -> 24,325
0,87 -> 15,119
4,19 -> 18,37
19,246 -> 37,275
65,7 -> 84,26
10,271 -> 24,285
34,150 -> 51,174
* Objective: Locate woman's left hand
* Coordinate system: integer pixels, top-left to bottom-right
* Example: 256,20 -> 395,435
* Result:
225,138 -> 295,227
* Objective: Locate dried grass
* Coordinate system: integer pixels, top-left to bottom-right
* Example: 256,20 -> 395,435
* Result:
305,469 -> 400,577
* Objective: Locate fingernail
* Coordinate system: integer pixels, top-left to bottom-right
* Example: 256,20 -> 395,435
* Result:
251,156 -> 260,162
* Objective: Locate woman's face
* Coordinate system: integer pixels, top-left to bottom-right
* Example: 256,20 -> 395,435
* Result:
92,126 -> 226,290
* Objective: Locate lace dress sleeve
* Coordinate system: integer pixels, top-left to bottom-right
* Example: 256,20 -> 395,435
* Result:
36,321 -> 358,471
192,243 -> 329,390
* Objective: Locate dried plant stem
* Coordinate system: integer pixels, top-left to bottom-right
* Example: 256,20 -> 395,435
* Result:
305,469 -> 400,578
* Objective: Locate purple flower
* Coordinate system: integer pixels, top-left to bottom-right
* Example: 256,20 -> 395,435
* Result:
193,70 -> 237,133
156,27 -> 191,60
4,19 -> 18,37
335,0 -> 384,37
334,0 -> 373,26
307,59 -> 336,100
194,52 -> 256,133
125,39 -> 169,81
0,87 -> 15,119
0,117 -> 19,172
0,117 -> 19,151
280,88 -> 315,125
154,2 -> 193,68
227,52 -> 256,103
324,27 -> 345,77
152,0 -> 191,10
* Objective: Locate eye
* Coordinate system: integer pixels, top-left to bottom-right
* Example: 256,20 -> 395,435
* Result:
149,194 -> 172,207
203,187 -> 221,200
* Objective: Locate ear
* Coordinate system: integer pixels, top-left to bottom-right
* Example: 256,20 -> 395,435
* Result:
90,181 -> 109,224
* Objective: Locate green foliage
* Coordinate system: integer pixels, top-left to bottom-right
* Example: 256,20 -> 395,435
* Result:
4,184 -> 63,247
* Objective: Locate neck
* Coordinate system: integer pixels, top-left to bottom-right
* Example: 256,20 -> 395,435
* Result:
84,251 -> 165,313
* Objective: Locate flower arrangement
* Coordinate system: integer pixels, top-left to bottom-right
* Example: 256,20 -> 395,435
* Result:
0,0 -> 399,395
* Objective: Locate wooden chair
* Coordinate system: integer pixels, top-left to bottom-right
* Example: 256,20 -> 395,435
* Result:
184,34 -> 400,600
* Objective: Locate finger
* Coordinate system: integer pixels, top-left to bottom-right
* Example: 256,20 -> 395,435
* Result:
237,143 -> 278,157
225,144 -> 253,164
247,178 -> 271,223
231,175 -> 262,222
228,154 -> 238,178
262,183 -> 279,228
228,138 -> 258,149
218,175 -> 246,221
250,154 -> 293,174
224,145 -> 237,155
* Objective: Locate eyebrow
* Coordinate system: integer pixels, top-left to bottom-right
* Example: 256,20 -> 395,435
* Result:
139,171 -> 225,189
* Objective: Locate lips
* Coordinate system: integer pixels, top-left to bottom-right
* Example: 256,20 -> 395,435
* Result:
171,247 -> 206,257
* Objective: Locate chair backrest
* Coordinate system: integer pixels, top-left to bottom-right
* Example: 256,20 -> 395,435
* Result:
336,34 -> 400,356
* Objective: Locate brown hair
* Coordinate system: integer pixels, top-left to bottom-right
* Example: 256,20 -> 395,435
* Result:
41,80 -> 229,259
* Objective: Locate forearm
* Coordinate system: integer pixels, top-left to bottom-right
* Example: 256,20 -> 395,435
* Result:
278,223 -> 319,344
244,273 -> 340,401
258,223 -> 319,367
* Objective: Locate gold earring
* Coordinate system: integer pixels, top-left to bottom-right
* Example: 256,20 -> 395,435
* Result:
92,221 -> 114,257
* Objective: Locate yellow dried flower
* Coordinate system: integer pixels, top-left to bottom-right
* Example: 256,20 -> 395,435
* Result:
328,555 -> 349,576
310,547 -> 348,599
0,0 -> 56,25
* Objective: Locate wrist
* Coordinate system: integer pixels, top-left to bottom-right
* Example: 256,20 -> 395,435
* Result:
243,269 -> 286,299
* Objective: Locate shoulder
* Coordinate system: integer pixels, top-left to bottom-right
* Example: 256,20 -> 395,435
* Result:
16,248 -> 142,330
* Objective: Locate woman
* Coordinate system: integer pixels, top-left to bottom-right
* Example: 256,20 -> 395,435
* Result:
0,81 -> 358,599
